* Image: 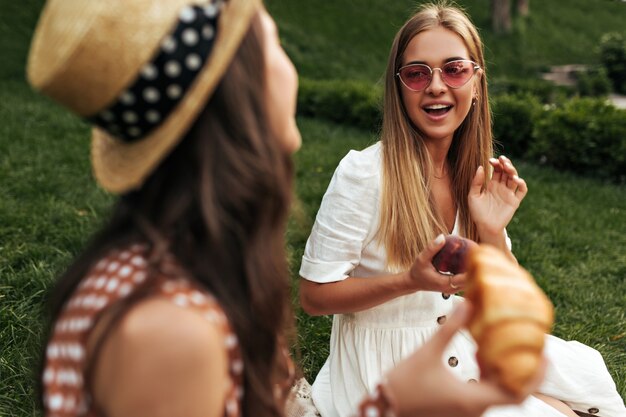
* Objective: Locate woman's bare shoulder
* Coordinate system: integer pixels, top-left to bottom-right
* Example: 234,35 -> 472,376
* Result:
92,297 -> 231,417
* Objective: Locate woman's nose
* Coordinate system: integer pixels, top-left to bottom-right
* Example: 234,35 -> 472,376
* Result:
426,68 -> 447,94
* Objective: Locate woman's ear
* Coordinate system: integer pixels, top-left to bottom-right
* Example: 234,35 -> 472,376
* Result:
474,68 -> 484,87
472,71 -> 483,98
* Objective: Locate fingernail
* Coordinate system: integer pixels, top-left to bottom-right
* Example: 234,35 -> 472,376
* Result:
513,175 -> 519,180
435,234 -> 445,245
489,158 -> 498,163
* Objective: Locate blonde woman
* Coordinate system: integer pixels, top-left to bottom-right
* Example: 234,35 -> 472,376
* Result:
299,3 -> 625,417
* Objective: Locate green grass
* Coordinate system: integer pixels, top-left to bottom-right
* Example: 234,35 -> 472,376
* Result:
266,0 -> 626,80
0,80 -> 112,416
1,0 -> 625,415
6,1 -> 626,84
0,0 -> 44,82
287,120 -> 379,378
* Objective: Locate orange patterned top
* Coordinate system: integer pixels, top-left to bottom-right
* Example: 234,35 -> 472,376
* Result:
42,244 -> 244,417
41,243 -> 394,417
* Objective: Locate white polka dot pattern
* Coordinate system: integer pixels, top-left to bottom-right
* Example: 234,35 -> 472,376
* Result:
179,6 -> 196,23
141,64 -> 158,80
120,92 -> 135,105
161,36 -> 177,53
165,61 -> 182,77
89,2 -> 223,143
145,110 -> 161,123
43,240 -> 244,417
166,84 -> 182,99
182,28 -> 199,46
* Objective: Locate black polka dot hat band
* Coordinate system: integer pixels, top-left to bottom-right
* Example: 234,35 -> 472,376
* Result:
27,0 -> 262,193
89,4 -> 222,142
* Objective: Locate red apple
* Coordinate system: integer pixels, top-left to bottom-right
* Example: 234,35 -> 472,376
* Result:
432,235 -> 478,274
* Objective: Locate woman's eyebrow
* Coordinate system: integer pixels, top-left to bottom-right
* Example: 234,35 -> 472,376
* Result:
403,56 -> 469,66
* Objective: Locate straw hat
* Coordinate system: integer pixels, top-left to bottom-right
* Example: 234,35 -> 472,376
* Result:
27,0 -> 262,193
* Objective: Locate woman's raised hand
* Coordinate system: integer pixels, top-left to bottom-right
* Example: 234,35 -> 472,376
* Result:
384,302 -> 546,417
406,235 -> 468,293
468,155 -> 528,238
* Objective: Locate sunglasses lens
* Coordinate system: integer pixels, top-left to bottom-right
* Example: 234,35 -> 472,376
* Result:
399,65 -> 431,91
442,61 -> 475,88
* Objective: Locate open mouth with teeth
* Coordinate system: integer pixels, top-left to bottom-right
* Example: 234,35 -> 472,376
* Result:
423,103 -> 453,116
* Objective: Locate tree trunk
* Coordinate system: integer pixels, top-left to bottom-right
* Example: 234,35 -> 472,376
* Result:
491,0 -> 512,34
516,0 -> 529,17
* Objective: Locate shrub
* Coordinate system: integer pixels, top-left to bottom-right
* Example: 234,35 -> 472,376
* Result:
599,32 -> 626,94
297,78 -> 382,132
489,78 -> 573,104
296,78 -> 625,183
492,93 -> 543,158
575,67 -> 612,97
528,97 -> 626,181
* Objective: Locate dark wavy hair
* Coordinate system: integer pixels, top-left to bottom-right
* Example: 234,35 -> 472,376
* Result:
41,13 -> 294,417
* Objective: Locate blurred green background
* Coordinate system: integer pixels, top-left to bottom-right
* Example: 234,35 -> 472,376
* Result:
265,0 -> 626,80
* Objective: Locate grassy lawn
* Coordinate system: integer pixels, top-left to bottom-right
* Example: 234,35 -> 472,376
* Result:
0,80 -> 112,416
265,0 -> 626,80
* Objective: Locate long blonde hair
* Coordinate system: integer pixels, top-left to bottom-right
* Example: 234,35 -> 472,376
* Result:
378,2 -> 492,270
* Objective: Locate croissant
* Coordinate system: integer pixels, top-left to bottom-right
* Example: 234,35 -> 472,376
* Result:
465,245 -> 554,395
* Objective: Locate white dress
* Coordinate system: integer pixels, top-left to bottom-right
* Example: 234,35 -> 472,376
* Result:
299,142 -> 626,417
